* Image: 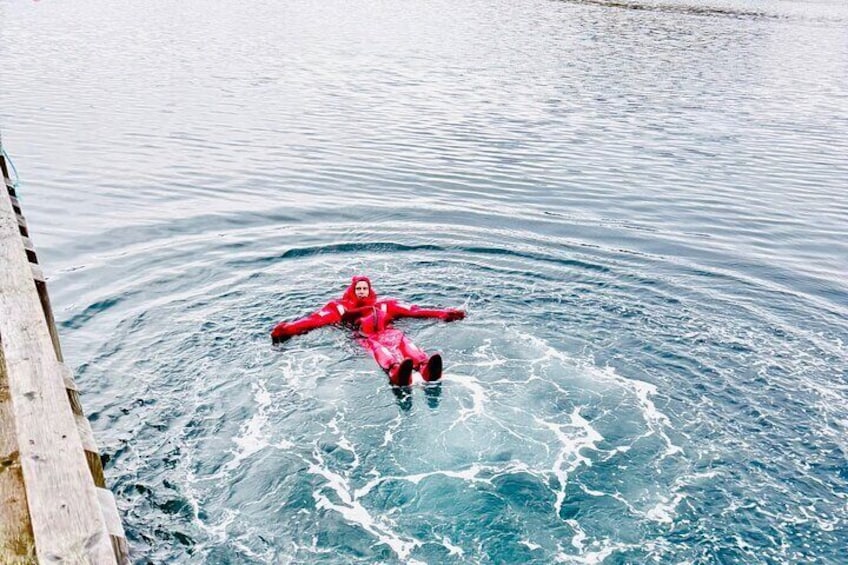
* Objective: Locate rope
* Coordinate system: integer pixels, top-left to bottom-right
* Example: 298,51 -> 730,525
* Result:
2,147 -> 22,192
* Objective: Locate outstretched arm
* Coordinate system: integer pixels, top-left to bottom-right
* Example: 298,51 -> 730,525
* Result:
384,300 -> 466,322
271,301 -> 346,343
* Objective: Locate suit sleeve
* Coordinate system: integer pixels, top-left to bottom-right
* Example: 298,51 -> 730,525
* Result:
271,301 -> 346,343
384,300 -> 466,322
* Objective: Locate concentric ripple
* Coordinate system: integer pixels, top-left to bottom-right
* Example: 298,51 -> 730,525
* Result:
40,211 -> 845,564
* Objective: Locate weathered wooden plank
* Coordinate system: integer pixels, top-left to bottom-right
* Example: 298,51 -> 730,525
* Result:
96,489 -> 125,539
9,194 -> 21,215
0,147 -> 37,562
63,373 -> 129,562
16,214 -> 28,238
61,367 -> 108,487
60,365 -> 78,392
1,184 -> 116,563
30,263 -> 44,284
74,415 -> 107,488
21,236 -> 38,264
84,449 -> 107,489
0,344 -> 37,563
97,488 -> 129,564
34,279 -> 63,362
66,388 -> 84,415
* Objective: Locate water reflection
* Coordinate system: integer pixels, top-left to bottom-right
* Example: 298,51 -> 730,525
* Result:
391,385 -> 414,412
424,382 -> 443,409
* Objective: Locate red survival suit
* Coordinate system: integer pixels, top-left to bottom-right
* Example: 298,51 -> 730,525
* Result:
271,276 -> 465,385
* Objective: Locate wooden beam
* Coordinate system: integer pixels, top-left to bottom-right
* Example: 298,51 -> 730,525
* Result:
30,264 -> 44,285
97,488 -> 129,564
1,177 -> 116,563
0,144 -> 36,561
8,194 -> 21,216
0,343 -> 37,562
16,214 -> 28,238
34,279 -> 63,362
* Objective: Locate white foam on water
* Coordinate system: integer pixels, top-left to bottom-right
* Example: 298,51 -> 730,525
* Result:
449,372 -> 488,428
227,534 -> 277,563
565,519 -> 587,551
380,410 -> 405,447
785,356 -> 848,455
174,369 -> 309,561
468,331 -> 693,536
309,447 -> 423,562
470,337 -> 511,370
290,325 -> 698,561
278,348 -> 334,392
289,533 -> 336,559
328,414 -> 360,470
645,494 -> 685,524
179,456 -> 276,562
354,463 -> 492,498
520,334 -> 682,459
797,503 -> 840,532
489,412 -> 555,452
222,376 -> 294,473
555,540 -> 624,564
579,484 -> 641,517
442,336 -> 518,428
644,470 -> 719,524
441,536 -> 465,556
521,539 -> 542,551
588,363 -> 683,460
535,408 -> 604,516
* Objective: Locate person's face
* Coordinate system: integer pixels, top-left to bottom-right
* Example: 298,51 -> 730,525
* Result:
354,281 -> 370,299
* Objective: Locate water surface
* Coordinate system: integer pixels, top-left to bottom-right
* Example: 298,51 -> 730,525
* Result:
2,0 -> 847,562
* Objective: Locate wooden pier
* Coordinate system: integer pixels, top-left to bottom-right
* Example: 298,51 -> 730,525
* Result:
1,136 -> 129,564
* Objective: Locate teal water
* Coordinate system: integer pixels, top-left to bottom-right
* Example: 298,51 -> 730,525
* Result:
2,0 -> 847,563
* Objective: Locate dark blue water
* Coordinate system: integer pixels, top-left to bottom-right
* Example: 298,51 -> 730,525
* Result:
2,0 -> 847,563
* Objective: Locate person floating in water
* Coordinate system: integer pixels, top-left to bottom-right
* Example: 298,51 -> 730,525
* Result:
271,276 -> 465,386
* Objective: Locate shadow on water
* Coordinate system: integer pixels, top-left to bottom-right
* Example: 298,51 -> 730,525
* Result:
389,382 -> 442,410
424,382 -> 443,409
390,385 -> 413,411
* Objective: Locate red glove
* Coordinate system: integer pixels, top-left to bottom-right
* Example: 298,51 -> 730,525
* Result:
271,322 -> 291,344
442,309 -> 465,322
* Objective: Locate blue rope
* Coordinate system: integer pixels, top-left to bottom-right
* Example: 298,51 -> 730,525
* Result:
2,147 -> 21,192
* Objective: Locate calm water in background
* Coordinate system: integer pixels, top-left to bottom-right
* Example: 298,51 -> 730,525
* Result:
2,0 -> 847,562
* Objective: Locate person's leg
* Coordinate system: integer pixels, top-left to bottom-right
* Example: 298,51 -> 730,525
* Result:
362,337 -> 402,371
398,334 -> 429,369
399,335 -> 442,381
362,331 -> 412,386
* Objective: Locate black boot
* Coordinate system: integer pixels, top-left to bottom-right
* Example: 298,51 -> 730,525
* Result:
389,359 -> 413,387
421,354 -> 443,382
